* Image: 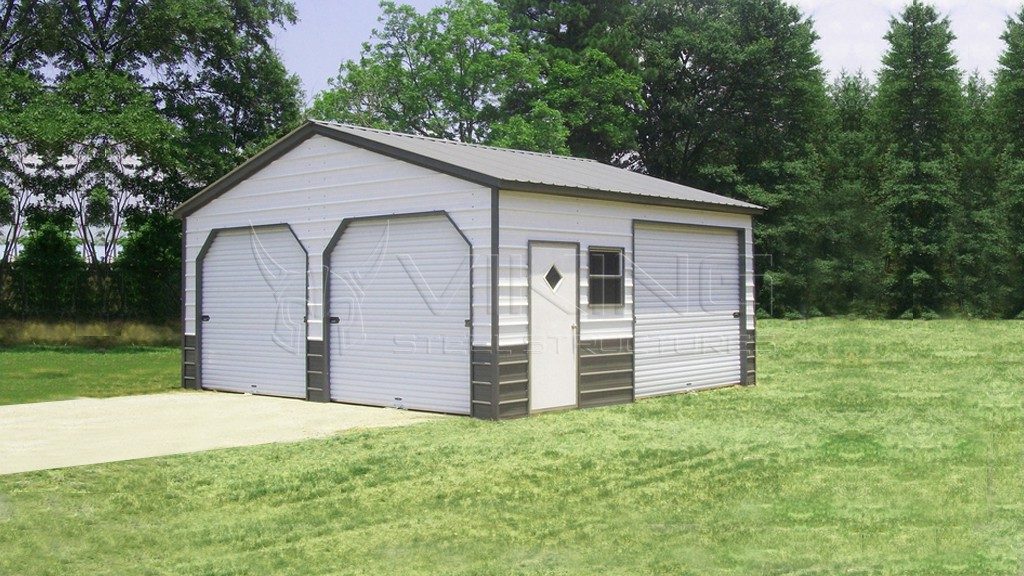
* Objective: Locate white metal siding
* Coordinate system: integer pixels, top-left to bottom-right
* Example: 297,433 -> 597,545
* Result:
634,223 -> 741,396
327,215 -> 471,414
497,191 -> 754,346
184,135 -> 492,345
200,227 -> 307,397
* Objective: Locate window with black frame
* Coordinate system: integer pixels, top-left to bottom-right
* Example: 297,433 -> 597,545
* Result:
588,248 -> 624,306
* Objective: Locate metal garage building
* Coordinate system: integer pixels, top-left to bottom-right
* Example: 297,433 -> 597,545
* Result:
175,121 -> 763,419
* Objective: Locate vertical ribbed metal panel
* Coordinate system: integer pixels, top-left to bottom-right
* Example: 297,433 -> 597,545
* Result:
182,136 -> 492,347
201,227 -> 307,398
634,223 -> 741,396
328,215 -> 471,414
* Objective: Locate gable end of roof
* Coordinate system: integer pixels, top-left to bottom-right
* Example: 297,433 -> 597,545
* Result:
173,122 -> 506,218
174,121 -> 764,218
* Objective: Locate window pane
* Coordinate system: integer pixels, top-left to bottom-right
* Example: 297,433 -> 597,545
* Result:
588,249 -> 624,305
604,251 -> 622,276
602,278 -> 623,305
589,278 -> 624,305
589,249 -> 622,276
545,265 -> 563,290
588,278 -> 604,305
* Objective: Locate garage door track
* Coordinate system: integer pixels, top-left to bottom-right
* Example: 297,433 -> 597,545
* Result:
0,391 -> 441,475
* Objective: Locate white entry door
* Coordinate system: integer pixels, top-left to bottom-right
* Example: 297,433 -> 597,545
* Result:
200,226 -> 307,398
529,242 -> 578,412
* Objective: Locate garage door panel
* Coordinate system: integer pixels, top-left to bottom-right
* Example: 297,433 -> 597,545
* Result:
200,227 -> 307,398
634,223 -> 741,397
328,215 -> 471,414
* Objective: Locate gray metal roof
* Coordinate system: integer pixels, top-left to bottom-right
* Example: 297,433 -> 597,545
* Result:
312,121 -> 762,213
174,121 -> 763,217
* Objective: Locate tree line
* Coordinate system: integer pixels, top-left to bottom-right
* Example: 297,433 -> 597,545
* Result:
1,0 -> 1023,322
311,0 -> 1024,319
0,0 -> 301,321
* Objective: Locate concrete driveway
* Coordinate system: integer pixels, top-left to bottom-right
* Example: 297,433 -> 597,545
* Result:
0,391 -> 442,475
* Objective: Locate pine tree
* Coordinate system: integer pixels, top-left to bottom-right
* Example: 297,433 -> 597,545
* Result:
951,75 -> 1012,316
873,1 -> 963,317
991,9 -> 1024,317
814,73 -> 886,315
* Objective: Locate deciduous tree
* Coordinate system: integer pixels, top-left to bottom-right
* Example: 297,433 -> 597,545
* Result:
496,0 -> 641,162
636,0 -> 828,316
0,0 -> 303,318
310,0 -> 555,149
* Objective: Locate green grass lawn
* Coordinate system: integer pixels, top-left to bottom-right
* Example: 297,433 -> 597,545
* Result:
1,319 -> 1023,575
0,347 -> 179,405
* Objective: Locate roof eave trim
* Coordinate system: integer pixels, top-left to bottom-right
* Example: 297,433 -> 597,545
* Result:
498,181 -> 766,215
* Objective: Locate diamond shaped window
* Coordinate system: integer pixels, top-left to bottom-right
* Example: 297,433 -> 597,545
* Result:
545,265 -> 563,290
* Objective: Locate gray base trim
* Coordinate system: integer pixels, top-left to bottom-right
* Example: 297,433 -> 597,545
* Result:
745,329 -> 756,385
472,344 -> 529,420
306,340 -> 328,401
496,345 -> 529,419
579,338 -> 634,408
471,346 -> 495,419
182,334 -> 198,389
475,339 -> 634,417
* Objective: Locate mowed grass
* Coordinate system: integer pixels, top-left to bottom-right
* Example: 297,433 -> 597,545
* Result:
1,319 -> 1023,575
0,347 -> 179,405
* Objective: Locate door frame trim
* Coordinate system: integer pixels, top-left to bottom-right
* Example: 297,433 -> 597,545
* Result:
320,210 -> 474,407
631,219 -> 749,389
526,240 -> 581,414
194,223 -> 308,393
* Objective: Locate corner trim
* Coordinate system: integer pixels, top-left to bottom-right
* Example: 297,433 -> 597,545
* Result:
181,218 -> 195,389
489,188 -> 501,419
738,228 -> 750,385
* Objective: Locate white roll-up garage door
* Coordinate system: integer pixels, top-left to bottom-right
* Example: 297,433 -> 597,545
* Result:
634,223 -> 742,397
200,226 -> 308,398
327,214 -> 471,414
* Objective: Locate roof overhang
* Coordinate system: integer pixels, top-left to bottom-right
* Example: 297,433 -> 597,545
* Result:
173,121 -> 765,219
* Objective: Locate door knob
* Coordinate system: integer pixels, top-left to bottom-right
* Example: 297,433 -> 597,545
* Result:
732,311 -> 741,319
201,315 -> 210,322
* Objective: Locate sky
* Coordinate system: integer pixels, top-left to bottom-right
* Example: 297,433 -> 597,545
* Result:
271,0 -> 1023,104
